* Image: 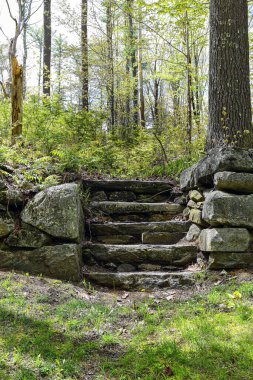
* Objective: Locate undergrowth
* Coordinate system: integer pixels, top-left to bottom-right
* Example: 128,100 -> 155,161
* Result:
0,97 -> 205,181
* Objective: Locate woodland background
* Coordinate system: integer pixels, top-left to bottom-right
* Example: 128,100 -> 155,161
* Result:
0,0 -> 253,181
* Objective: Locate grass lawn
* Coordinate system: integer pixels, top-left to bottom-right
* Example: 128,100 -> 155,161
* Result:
0,271 -> 252,380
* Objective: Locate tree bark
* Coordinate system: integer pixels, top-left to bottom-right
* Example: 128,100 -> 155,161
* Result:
185,12 -> 192,148
43,0 -> 51,96
23,23 -> 28,98
106,0 -> 115,131
127,0 -> 138,127
11,57 -> 23,144
207,0 -> 252,149
81,0 -> 89,111
138,17 -> 145,128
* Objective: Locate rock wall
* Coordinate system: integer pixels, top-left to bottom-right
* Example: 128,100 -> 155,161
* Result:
180,147 -> 253,270
0,183 -> 84,281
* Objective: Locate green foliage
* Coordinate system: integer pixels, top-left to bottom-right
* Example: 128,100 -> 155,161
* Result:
0,96 -> 205,179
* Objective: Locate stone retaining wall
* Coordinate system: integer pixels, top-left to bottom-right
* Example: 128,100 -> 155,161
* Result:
0,182 -> 84,281
181,147 -> 253,270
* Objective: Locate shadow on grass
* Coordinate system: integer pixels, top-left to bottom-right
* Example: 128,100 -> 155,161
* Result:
0,305 -> 101,379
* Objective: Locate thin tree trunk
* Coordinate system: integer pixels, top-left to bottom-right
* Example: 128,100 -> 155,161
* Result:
128,0 -> 138,127
23,23 -> 28,98
185,12 -> 192,148
11,57 -> 23,143
43,0 -> 51,96
38,41 -> 43,97
106,0 -> 115,131
207,0 -> 252,149
81,0 -> 89,110
138,17 -> 145,128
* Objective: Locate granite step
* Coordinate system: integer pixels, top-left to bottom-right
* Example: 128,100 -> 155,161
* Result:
89,220 -> 190,236
83,179 -> 174,194
88,220 -> 190,244
90,201 -> 183,222
83,243 -> 198,267
84,271 -> 197,290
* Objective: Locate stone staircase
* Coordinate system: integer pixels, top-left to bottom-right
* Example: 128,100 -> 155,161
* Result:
82,180 -> 199,290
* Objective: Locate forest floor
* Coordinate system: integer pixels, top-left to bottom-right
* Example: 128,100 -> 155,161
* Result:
0,270 -> 252,380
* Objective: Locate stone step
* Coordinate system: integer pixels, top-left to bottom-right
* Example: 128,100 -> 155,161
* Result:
90,202 -> 183,222
92,232 -> 185,245
83,243 -> 197,267
84,271 -> 197,290
89,221 -> 190,244
83,179 -> 174,194
89,220 -> 190,236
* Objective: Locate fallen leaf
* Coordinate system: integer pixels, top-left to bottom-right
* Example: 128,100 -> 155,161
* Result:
164,366 -> 173,377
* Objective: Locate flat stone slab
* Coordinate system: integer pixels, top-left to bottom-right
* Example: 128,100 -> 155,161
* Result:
208,252 -> 253,270
214,171 -> 253,193
142,232 -> 185,245
90,202 -> 183,215
89,221 -> 191,236
199,228 -> 250,252
180,147 -> 253,191
83,243 -> 198,267
0,244 -> 82,281
202,191 -> 253,227
83,180 -> 174,194
85,271 -> 197,290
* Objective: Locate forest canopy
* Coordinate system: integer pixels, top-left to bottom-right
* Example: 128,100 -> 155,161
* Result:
0,0 -> 252,182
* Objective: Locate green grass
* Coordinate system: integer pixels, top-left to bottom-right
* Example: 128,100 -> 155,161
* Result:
0,272 -> 252,379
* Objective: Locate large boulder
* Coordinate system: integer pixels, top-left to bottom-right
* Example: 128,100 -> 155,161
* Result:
214,171 -> 253,194
0,211 -> 15,238
180,147 -> 253,191
202,191 -> 253,228
199,228 -> 250,252
21,183 -> 84,242
0,244 -> 82,281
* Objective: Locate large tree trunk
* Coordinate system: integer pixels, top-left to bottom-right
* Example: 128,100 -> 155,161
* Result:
81,0 -> 89,111
43,0 -> 51,96
207,0 -> 252,149
11,57 -> 23,144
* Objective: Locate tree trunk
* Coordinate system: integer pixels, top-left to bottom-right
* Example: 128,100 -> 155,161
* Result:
23,23 -> 28,98
81,0 -> 89,111
185,12 -> 192,148
106,0 -> 115,132
11,57 -> 23,144
127,0 -> 138,128
207,0 -> 252,149
43,0 -> 51,96
138,17 -> 145,128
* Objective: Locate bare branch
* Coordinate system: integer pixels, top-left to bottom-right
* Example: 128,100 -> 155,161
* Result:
5,0 -> 17,23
